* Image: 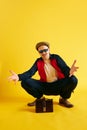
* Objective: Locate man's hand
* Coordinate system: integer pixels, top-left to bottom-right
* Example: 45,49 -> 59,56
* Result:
8,70 -> 19,83
69,60 -> 79,77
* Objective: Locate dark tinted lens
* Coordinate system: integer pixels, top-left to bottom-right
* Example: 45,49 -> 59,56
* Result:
44,49 -> 48,52
39,50 -> 43,53
39,49 -> 48,53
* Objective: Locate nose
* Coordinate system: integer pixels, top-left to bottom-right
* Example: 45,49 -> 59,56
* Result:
42,51 -> 46,54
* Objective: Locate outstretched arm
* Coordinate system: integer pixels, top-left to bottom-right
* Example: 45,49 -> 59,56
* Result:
8,70 -> 19,83
69,60 -> 79,77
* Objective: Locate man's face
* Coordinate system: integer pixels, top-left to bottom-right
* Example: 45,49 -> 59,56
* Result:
38,45 -> 50,60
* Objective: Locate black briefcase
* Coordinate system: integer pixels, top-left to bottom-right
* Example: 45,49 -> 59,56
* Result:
35,98 -> 53,113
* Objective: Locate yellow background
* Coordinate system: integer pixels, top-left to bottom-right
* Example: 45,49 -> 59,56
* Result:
0,0 -> 87,130
0,0 -> 87,96
0,0 -> 87,98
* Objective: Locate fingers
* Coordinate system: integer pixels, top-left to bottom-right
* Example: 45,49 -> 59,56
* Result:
8,76 -> 12,82
8,76 -> 14,82
8,70 -> 19,85
69,59 -> 79,77
75,66 -> 79,71
8,76 -> 17,83
9,70 -> 16,75
72,60 -> 77,67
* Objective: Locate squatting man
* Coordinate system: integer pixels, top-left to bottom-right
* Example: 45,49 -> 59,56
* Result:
8,42 -> 79,108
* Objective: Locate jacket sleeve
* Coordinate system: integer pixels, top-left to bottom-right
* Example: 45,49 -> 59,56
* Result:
55,54 -> 70,77
18,60 -> 38,81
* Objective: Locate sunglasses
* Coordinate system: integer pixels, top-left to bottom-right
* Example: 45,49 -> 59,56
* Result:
38,49 -> 48,53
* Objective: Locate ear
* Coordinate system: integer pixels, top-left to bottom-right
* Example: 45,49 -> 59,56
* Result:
48,48 -> 50,52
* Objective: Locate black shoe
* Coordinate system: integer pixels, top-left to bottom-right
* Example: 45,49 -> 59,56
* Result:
59,98 -> 74,108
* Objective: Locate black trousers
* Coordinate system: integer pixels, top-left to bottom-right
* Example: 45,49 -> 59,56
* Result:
21,76 -> 78,99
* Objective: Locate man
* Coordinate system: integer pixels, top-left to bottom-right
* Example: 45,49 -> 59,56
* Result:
8,41 -> 79,108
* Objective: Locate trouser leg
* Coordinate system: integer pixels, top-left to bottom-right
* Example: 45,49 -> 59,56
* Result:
59,76 -> 78,99
21,78 -> 44,99
42,76 -> 78,99
20,76 -> 78,99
